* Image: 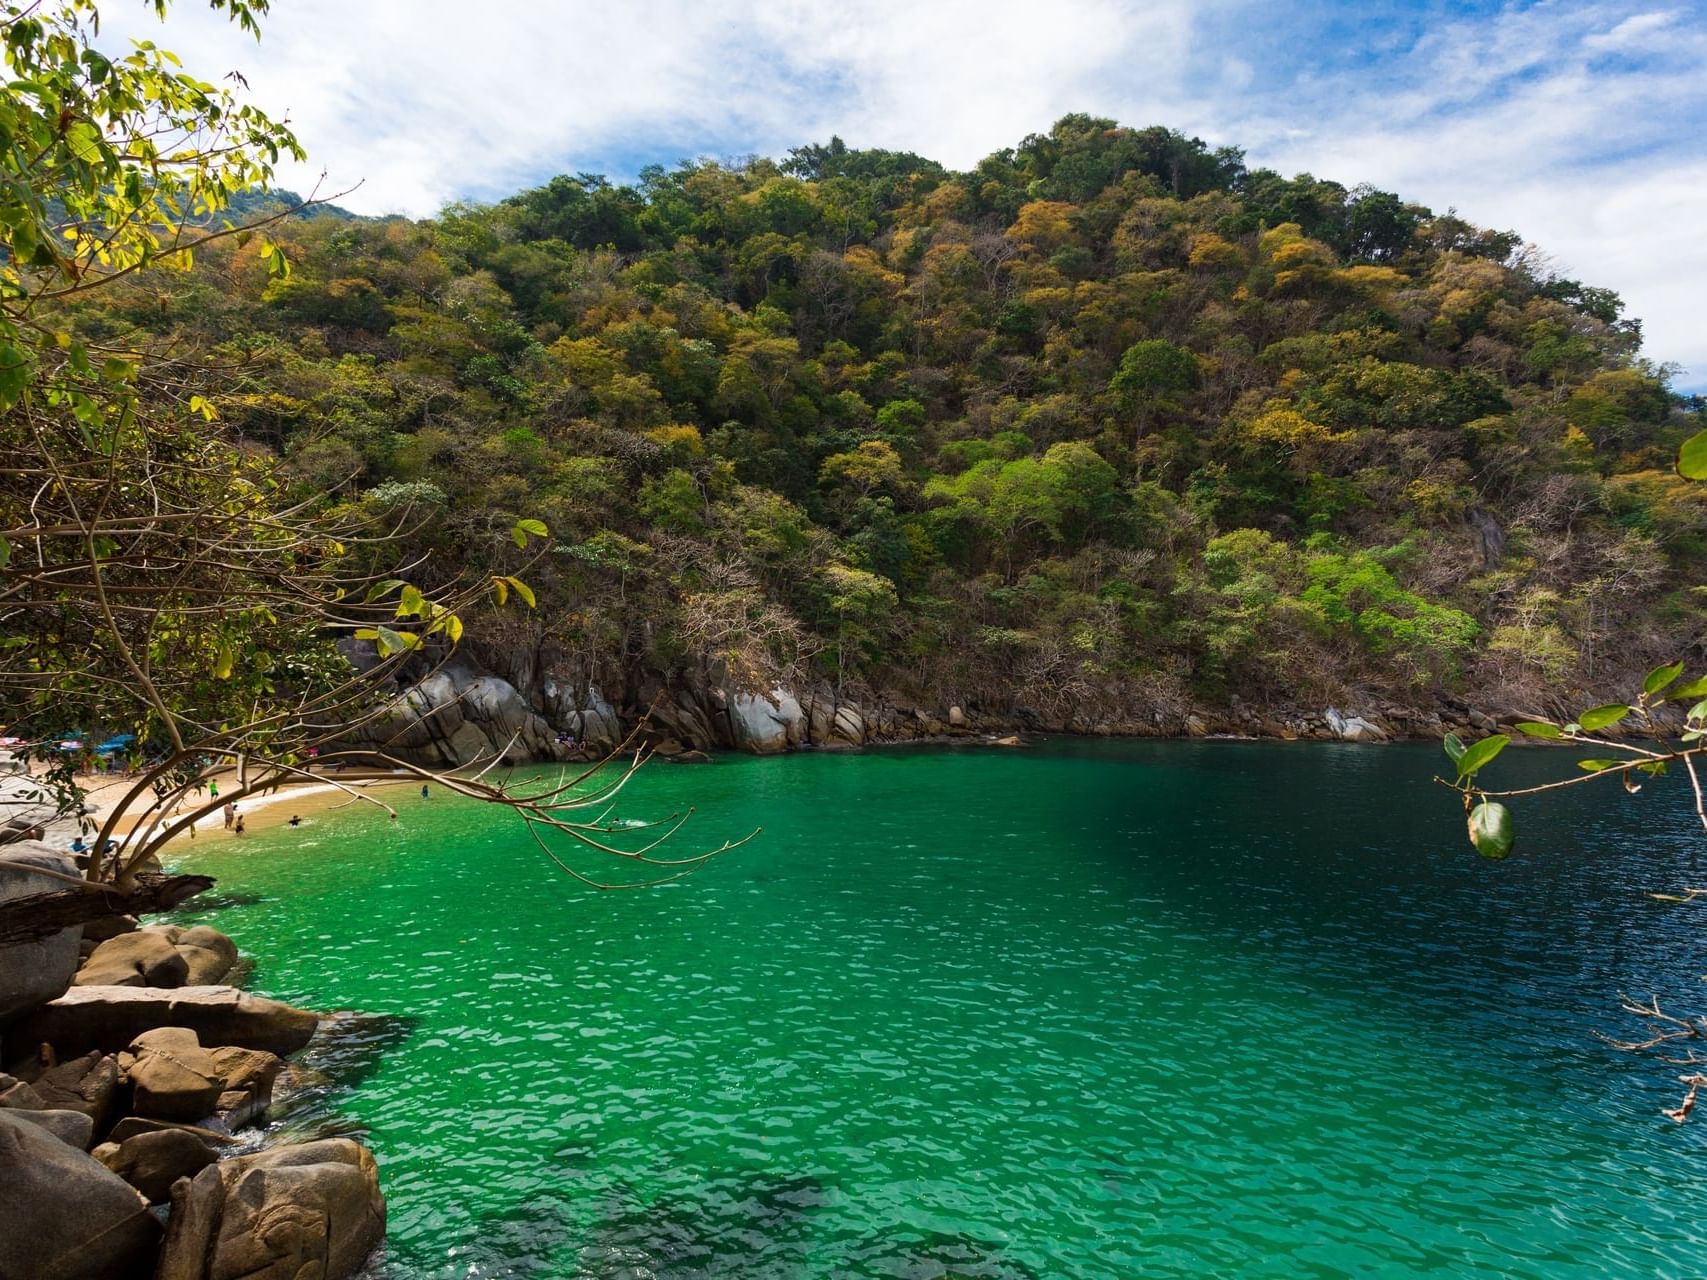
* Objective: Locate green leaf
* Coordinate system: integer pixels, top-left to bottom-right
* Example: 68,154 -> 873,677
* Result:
1515,721 -> 1562,739
1467,802 -> 1515,860
374,627 -> 422,655
396,585 -> 425,618
1637,761 -> 1669,777
512,517 -> 549,548
490,577 -> 508,606
1644,662 -> 1686,699
1689,698 -> 1707,723
1671,677 -> 1707,701
1577,704 -> 1630,732
0,535 -> 9,569
444,613 -> 463,644
504,576 -> 536,608
362,578 -> 406,604
1576,759 -> 1623,772
1679,428 -> 1707,481
1443,733 -> 1466,764
213,643 -> 234,680
1455,734 -> 1509,779
63,120 -> 102,163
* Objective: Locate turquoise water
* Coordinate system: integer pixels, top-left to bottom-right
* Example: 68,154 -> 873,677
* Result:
176,740 -> 1707,1278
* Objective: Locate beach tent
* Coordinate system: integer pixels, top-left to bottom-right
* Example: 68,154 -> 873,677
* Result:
93,734 -> 137,755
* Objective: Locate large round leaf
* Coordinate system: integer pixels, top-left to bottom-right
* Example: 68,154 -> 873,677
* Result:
1467,802 -> 1516,860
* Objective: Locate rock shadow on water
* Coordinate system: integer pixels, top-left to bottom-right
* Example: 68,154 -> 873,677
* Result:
267,1008 -> 419,1144
571,1171 -> 832,1279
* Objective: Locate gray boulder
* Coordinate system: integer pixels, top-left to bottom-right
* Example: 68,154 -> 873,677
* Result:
10,1105 -> 95,1149
0,844 -> 83,1024
0,1108 -> 160,1279
10,984 -> 319,1057
1325,707 -> 1389,743
728,688 -> 805,754
75,928 -> 189,987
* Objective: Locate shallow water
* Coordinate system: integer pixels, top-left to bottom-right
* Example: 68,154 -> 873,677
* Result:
176,739 -> 1707,1278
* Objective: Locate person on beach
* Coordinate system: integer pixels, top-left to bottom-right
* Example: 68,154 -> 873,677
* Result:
69,836 -> 87,856
222,801 -> 236,829
420,784 -> 429,800
233,813 -> 245,836
208,779 -> 219,800
288,814 -> 301,827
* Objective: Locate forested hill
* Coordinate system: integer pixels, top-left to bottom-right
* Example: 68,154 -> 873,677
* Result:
95,116 -> 1705,730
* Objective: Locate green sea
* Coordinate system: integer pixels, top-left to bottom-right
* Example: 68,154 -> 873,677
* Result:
174,739 -> 1707,1278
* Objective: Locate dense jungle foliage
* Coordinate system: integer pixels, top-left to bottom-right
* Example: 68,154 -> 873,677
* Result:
78,116 -> 1706,722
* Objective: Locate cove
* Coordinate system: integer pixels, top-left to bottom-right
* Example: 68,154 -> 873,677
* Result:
174,740 -> 1707,1278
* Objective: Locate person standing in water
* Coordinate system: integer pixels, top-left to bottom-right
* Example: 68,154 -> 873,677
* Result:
420,784 -> 429,800
222,801 -> 236,829
233,813 -> 245,836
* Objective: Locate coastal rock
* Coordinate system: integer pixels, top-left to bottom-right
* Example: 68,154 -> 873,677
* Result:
0,1108 -> 161,1279
106,1115 -> 239,1147
10,984 -> 320,1057
1324,708 -> 1388,743
206,1044 -> 284,1129
948,705 -> 966,728
343,664 -> 562,767
156,1163 -> 223,1280
156,925 -> 239,985
210,1139 -> 387,1280
98,1126 -> 217,1203
10,1105 -> 95,1149
544,682 -> 623,753
25,1052 -> 120,1129
0,1072 -> 47,1109
0,844 -> 84,1024
75,929 -> 189,988
123,1027 -> 224,1122
728,688 -> 805,754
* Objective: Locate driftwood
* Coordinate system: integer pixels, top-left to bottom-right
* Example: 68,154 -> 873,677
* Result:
0,874 -> 214,947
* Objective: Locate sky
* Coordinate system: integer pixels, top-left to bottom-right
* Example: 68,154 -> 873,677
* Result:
101,0 -> 1707,387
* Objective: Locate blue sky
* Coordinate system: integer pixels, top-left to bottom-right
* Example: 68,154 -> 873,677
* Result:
103,0 -> 1707,387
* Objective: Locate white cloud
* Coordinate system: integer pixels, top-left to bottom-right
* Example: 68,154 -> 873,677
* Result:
98,0 -> 1707,383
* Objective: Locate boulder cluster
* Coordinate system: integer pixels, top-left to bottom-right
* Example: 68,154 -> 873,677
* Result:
0,844 -> 385,1280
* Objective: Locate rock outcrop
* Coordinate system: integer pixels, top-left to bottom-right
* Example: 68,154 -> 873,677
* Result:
10,984 -> 319,1057
96,1127 -> 217,1204
154,1139 -> 386,1280
75,924 -> 238,988
728,688 -> 806,754
0,843 -> 83,1024
342,662 -> 565,767
0,1107 -> 161,1280
121,1028 -> 225,1122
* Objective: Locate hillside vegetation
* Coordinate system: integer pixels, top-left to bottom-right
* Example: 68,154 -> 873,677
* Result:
80,115 -> 1706,729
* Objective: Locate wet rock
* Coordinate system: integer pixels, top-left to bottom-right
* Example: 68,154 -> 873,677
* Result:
0,1108 -> 160,1279
122,1027 -> 224,1122
75,929 -> 189,988
210,1138 -> 386,1280
11,984 -> 319,1057
98,1126 -> 216,1203
106,1115 -> 240,1147
206,1044 -> 284,1129
947,705 -> 966,727
0,844 -> 83,1024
